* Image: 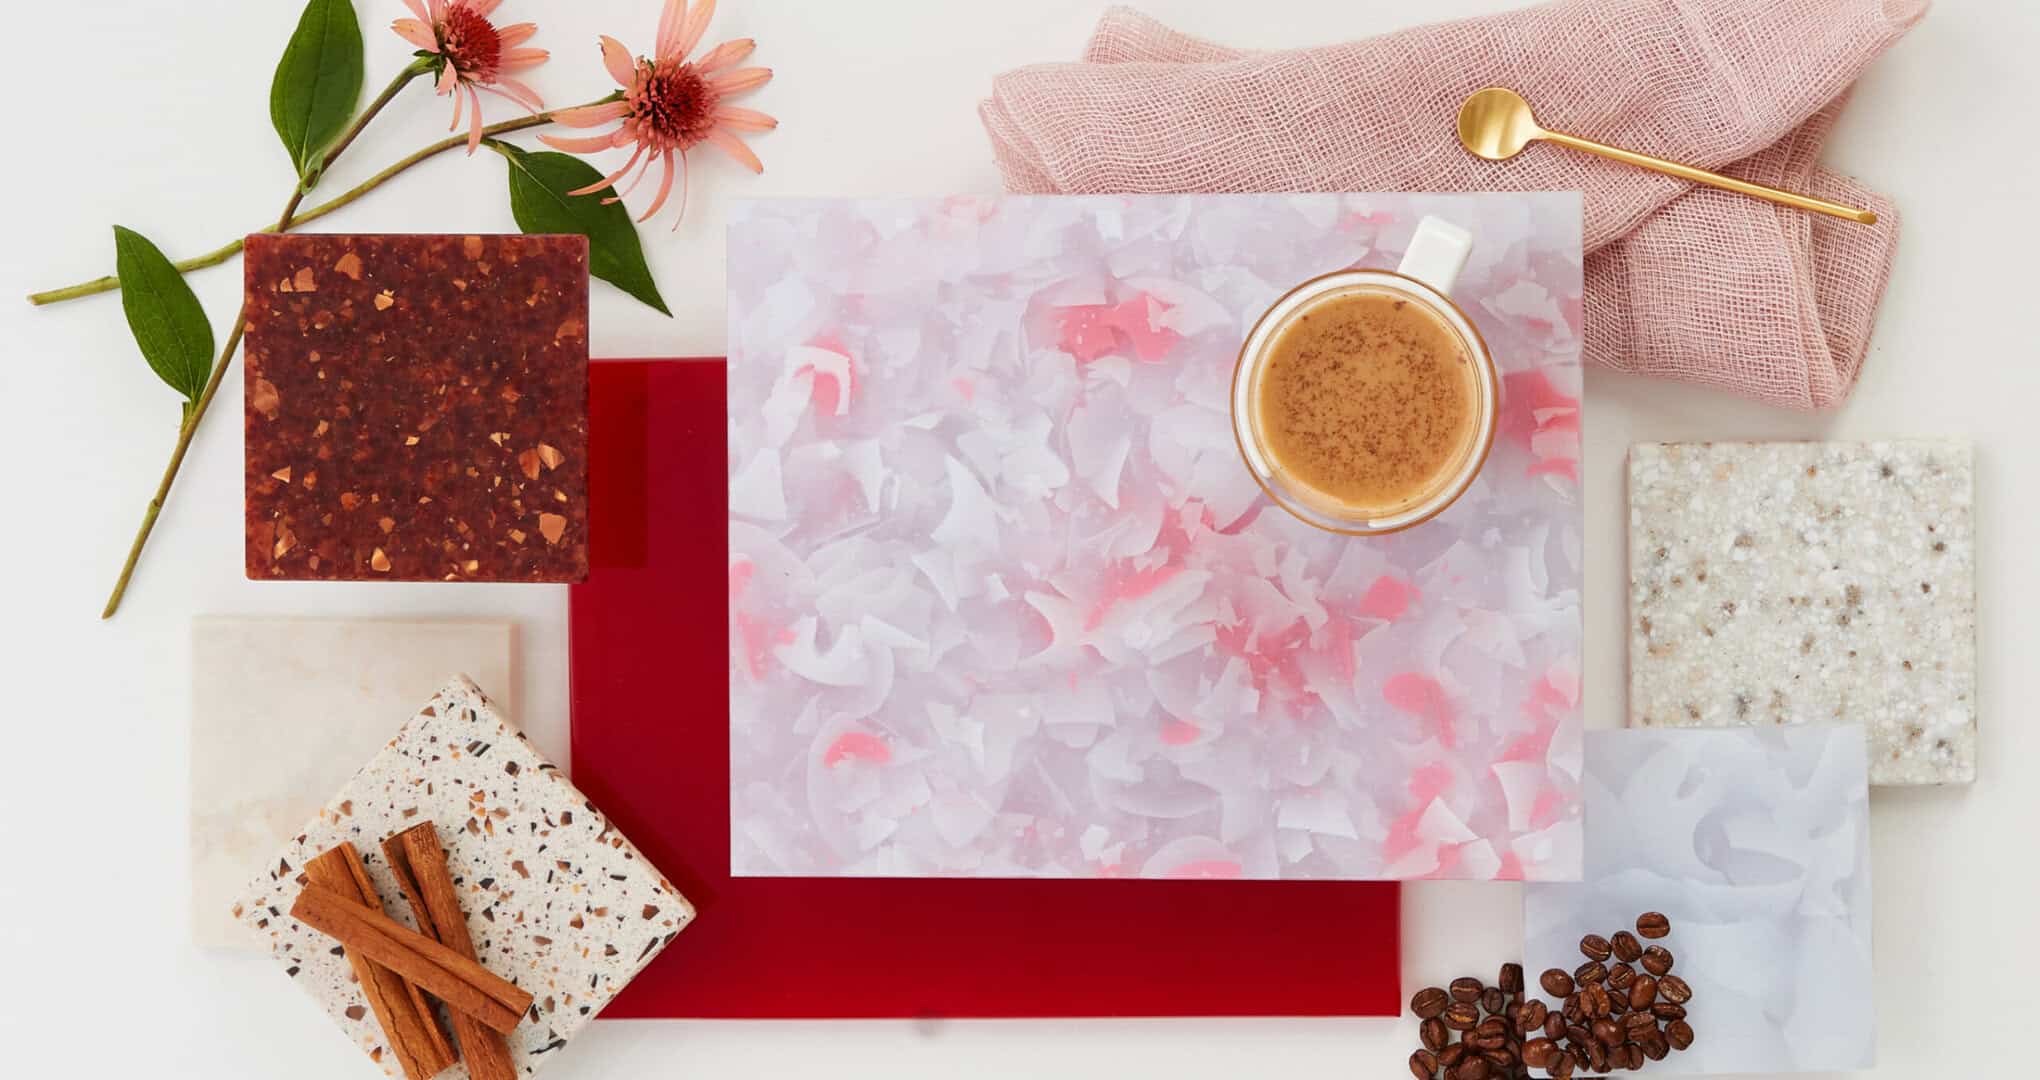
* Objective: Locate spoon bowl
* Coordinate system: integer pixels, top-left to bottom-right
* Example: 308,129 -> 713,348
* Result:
1457,87 -> 1542,161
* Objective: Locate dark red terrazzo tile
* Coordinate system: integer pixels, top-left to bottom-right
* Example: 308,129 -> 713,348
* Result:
243,233 -> 590,582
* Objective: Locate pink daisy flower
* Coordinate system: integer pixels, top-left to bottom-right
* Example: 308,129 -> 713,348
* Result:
540,0 -> 776,227
392,0 -> 549,154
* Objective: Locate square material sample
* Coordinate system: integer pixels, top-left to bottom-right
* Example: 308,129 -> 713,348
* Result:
190,616 -> 514,949
1525,726 -> 1874,1074
1629,440 -> 1976,784
243,233 -> 590,582
237,676 -> 691,1078
728,194 -> 1587,881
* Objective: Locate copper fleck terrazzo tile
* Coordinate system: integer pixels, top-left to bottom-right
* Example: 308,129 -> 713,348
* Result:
244,233 -> 589,582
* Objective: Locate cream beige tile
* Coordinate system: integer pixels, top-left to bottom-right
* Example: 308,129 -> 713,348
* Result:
189,617 -> 515,947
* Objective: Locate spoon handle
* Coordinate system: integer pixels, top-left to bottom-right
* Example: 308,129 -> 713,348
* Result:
1540,130 -> 1878,225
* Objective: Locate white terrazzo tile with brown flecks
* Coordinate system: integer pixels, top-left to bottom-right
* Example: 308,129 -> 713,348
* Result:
1628,440 -> 1975,785
236,676 -> 692,1078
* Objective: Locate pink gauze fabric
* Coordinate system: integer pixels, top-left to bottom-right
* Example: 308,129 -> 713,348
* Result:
979,0 -> 1928,410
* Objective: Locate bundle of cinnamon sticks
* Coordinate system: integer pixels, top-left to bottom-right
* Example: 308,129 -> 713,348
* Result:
292,823 -> 528,1080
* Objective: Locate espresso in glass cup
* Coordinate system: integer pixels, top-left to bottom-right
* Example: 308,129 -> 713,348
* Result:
1231,217 -> 1497,535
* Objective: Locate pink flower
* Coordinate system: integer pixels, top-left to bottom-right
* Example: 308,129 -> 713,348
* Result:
540,0 -> 776,227
393,0 -> 549,155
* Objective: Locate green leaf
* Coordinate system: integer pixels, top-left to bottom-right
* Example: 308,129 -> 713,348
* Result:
113,226 -> 214,404
493,142 -> 672,317
269,0 -> 364,185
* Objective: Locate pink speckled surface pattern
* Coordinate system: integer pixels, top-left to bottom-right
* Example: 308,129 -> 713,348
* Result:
727,194 -> 1584,881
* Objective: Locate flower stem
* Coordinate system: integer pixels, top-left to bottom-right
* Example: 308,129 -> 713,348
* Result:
99,64 -> 429,618
99,314 -> 250,618
30,106 -> 596,307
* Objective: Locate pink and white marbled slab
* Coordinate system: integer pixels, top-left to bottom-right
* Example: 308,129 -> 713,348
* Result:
727,194 -> 1584,880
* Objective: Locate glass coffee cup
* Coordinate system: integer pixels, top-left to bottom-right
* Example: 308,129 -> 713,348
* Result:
1231,216 -> 1498,535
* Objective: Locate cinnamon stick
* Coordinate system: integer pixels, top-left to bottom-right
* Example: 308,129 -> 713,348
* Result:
333,845 -> 455,1072
303,847 -> 456,1080
383,823 -> 518,1080
292,883 -> 534,1035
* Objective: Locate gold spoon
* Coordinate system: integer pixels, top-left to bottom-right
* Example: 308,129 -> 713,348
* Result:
1456,87 -> 1877,225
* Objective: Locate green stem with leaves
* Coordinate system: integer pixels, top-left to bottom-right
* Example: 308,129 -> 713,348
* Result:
99,64 -> 432,618
31,109 -> 580,307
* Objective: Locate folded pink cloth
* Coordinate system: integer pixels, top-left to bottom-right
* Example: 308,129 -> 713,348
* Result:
980,1 -> 1927,410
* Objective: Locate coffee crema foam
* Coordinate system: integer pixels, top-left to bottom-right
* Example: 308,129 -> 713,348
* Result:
1252,287 -> 1480,518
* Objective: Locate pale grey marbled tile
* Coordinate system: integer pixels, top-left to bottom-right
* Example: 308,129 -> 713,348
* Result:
236,676 -> 692,1079
1628,440 -> 1975,784
190,617 -> 516,948
1525,726 -> 1874,1075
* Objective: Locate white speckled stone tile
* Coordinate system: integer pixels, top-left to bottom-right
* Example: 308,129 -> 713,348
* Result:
1628,440 -> 1975,784
236,676 -> 692,1079
1525,725 -> 1874,1075
191,617 -> 516,949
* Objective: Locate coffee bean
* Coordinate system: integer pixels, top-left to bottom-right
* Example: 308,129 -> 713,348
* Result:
1478,986 -> 1504,1016
1639,1032 -> 1671,1061
1578,934 -> 1612,962
1605,962 -> 1635,991
1561,995 -> 1584,1024
1410,1048 -> 1439,1079
1636,912 -> 1671,939
1573,960 -> 1607,986
1444,1001 -> 1480,1030
1412,987 -> 1451,1019
1543,1013 -> 1565,1040
1652,1002 -> 1687,1021
1585,1040 -> 1608,1073
1450,976 -> 1485,1003
1547,1053 -> 1574,1080
1438,1044 -> 1467,1068
1498,962 -> 1524,994
1583,984 -> 1612,1019
1629,974 -> 1658,1009
1623,1010 -> 1657,1037
1640,945 -> 1674,976
1541,968 -> 1575,997
1472,1016 -> 1508,1048
1521,1037 -> 1557,1067
1623,1043 -> 1647,1070
1420,1016 -> 1448,1052
1514,999 -> 1548,1035
1666,1019 -> 1695,1050
1565,1023 -> 1591,1047
1590,1018 -> 1621,1045
1478,1046 -> 1513,1069
1606,991 -> 1629,1017
1610,931 -> 1642,962
1452,1056 -> 1490,1080
1658,974 -> 1692,1004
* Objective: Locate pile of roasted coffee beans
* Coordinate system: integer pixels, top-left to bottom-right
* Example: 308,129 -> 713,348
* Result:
1408,962 -> 1532,1079
1407,913 -> 1696,1079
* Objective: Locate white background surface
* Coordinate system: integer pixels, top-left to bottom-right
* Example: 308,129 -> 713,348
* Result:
0,1 -> 2032,1076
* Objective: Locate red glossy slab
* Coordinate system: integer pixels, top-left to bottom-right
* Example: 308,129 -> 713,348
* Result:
569,359 -> 1400,1018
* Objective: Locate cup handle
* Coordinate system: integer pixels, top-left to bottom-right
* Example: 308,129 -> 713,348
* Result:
1396,216 -> 1474,297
